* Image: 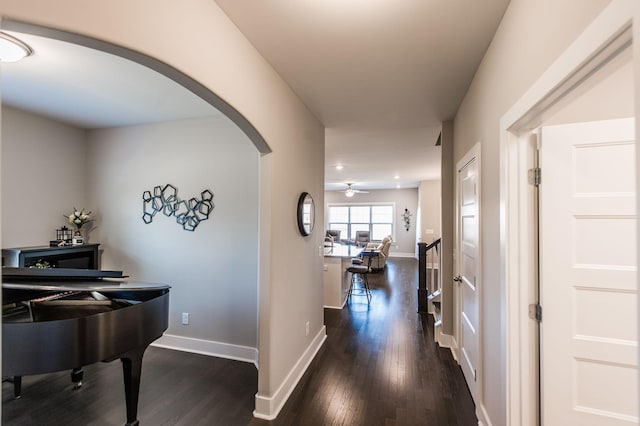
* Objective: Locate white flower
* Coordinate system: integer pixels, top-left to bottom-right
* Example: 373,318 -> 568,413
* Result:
65,207 -> 92,230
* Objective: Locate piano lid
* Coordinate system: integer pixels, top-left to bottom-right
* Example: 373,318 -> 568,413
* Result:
2,267 -> 170,292
3,280 -> 170,292
2,266 -> 126,279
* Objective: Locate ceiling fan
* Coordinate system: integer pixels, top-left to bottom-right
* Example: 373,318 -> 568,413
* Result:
344,183 -> 369,197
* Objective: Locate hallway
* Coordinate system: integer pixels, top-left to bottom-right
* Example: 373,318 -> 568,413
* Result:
252,257 -> 476,425
3,258 -> 476,425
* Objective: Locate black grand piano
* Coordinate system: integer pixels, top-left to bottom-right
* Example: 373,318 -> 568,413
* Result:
2,265 -> 170,426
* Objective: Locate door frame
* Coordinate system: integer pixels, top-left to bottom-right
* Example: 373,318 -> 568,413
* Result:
455,141 -> 482,409
500,2 -> 640,425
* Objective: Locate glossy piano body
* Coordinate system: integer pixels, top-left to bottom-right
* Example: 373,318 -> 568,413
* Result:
2,268 -> 170,426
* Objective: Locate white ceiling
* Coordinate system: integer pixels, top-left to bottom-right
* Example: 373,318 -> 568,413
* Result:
1,31 -> 218,129
216,0 -> 510,190
326,126 -> 441,189
1,1 -> 510,191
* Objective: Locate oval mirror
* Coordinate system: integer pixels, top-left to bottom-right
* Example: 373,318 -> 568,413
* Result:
297,192 -> 315,236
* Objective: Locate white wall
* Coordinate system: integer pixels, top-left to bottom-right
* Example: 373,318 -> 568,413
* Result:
1,106 -> 87,248
324,188 -> 418,256
1,1 -> 325,419
87,115 -> 259,349
546,48 -> 634,125
417,180 -> 440,244
440,121 -> 454,336
451,0 -> 613,424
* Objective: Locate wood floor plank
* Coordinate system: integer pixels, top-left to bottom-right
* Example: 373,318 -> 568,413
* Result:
3,258 -> 476,425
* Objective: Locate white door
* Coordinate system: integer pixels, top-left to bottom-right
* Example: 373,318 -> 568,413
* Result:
540,118 -> 637,425
456,143 -> 481,403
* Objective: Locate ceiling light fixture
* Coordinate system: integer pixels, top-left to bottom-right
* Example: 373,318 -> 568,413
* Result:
0,32 -> 33,63
344,183 -> 368,197
336,164 -> 344,171
394,175 -> 400,179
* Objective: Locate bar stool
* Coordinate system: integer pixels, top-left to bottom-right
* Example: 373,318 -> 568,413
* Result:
346,254 -> 372,304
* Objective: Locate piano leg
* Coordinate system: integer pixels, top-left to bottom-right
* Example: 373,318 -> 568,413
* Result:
120,347 -> 147,426
71,367 -> 84,390
12,376 -> 22,399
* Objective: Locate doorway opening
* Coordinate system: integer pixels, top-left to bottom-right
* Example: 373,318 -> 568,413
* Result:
1,17 -> 272,416
500,4 -> 638,425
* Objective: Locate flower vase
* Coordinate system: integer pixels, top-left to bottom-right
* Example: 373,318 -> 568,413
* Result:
72,228 -> 84,245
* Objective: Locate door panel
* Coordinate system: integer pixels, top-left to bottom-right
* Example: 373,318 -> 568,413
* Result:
456,144 -> 480,404
540,118 -> 637,425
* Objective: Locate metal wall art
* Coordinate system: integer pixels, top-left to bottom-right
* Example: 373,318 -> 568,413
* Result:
402,208 -> 412,232
142,184 -> 214,231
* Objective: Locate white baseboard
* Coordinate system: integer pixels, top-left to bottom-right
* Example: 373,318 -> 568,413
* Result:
253,326 -> 327,420
449,336 -> 459,362
436,335 -> 492,426
434,333 -> 488,426
151,334 -> 258,366
324,304 -> 342,309
324,294 -> 348,310
442,335 -> 489,426
436,331 -> 455,349
436,332 -> 459,363
324,299 -> 347,310
477,403 -> 493,426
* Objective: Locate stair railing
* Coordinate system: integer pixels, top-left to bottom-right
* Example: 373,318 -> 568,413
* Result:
417,238 -> 441,314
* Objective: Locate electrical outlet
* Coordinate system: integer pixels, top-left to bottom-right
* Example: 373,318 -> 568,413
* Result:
305,321 -> 310,336
182,312 -> 189,325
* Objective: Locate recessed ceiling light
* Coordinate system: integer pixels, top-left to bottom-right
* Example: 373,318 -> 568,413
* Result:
336,164 -> 344,171
394,175 -> 399,179
0,32 -> 33,63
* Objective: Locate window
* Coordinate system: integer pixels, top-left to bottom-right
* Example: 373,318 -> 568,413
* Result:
328,204 -> 393,242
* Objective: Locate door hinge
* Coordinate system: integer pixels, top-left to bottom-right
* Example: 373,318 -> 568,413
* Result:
529,303 -> 542,322
528,167 -> 541,186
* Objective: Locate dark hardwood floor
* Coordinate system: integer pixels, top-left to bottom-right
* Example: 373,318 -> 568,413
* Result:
3,258 -> 476,425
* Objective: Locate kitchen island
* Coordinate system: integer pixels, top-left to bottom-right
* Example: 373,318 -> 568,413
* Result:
323,244 -> 362,308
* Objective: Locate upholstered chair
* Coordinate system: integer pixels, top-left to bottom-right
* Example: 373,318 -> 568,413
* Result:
354,230 -> 370,247
326,229 -> 341,243
362,236 -> 392,270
